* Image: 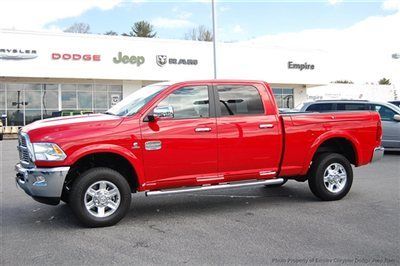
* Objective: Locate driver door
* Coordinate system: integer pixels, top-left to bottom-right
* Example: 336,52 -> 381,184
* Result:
140,85 -> 219,190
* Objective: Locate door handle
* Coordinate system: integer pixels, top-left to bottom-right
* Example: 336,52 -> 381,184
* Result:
195,127 -> 212,132
259,124 -> 274,129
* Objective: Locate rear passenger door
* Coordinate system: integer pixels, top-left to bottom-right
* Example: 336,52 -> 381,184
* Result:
215,84 -> 282,181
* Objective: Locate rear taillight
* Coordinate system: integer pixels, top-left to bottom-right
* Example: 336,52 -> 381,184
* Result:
376,120 -> 382,143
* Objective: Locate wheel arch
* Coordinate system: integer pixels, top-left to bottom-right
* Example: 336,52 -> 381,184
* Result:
302,132 -> 361,175
64,145 -> 144,193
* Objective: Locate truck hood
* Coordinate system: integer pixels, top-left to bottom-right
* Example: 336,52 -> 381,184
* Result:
22,114 -> 123,142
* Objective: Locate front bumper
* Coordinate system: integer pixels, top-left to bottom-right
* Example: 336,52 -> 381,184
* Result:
15,163 -> 70,205
371,146 -> 384,163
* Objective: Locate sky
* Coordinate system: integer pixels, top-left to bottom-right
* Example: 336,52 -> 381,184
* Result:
0,0 -> 398,42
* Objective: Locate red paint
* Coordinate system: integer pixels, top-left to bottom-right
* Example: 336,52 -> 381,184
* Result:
51,53 -> 101,61
22,80 -> 382,192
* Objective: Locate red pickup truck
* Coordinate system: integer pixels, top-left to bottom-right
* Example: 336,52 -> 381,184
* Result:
15,80 -> 384,227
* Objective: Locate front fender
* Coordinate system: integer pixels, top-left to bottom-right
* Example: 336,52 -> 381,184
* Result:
64,144 -> 145,187
300,130 -> 362,175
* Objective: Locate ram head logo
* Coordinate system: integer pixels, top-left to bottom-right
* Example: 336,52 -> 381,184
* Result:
156,55 -> 167,67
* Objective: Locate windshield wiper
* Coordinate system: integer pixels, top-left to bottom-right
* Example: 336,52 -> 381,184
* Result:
104,111 -> 117,116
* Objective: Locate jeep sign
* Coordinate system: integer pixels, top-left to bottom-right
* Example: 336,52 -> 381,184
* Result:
113,52 -> 145,66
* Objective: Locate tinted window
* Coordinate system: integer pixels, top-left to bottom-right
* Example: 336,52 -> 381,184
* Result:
217,85 -> 264,116
337,103 -> 368,111
157,86 -> 209,119
372,105 -> 397,121
306,103 -> 334,112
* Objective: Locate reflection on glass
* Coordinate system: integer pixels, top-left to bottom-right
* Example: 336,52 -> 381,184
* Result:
25,110 -> 42,125
78,91 -> 92,109
158,86 -> 209,119
7,110 -> 24,126
62,91 -> 77,109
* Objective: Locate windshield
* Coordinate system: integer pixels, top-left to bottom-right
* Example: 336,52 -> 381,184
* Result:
106,84 -> 168,116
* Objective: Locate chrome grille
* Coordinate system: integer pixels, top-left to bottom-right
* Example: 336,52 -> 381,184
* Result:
18,132 -> 31,165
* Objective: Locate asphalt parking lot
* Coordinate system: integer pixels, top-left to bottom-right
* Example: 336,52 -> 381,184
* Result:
1,139 -> 399,265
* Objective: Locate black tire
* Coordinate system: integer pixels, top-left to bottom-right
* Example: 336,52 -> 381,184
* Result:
69,167 -> 131,227
308,153 -> 353,201
265,179 -> 287,187
0,133 -> 3,141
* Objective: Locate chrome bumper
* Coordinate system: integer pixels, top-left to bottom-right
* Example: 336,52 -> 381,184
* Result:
15,163 -> 70,205
371,146 -> 384,163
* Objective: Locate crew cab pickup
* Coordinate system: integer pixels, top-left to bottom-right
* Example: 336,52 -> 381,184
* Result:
15,80 -> 384,227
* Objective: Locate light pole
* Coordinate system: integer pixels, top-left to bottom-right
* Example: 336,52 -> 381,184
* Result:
211,0 -> 217,79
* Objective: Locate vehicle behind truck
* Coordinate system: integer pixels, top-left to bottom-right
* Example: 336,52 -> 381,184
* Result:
15,80 -> 384,227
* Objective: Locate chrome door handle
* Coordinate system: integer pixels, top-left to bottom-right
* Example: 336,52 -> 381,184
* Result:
259,124 -> 274,129
195,127 -> 212,132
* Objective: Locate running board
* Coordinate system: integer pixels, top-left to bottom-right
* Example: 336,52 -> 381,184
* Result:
145,178 -> 285,196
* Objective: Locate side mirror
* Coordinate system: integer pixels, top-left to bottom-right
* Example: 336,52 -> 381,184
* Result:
147,105 -> 174,122
393,114 -> 400,122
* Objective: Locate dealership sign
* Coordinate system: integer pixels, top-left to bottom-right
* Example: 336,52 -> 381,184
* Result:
113,52 -> 145,66
288,61 -> 315,71
0,48 -> 38,60
156,55 -> 198,67
52,53 -> 101,61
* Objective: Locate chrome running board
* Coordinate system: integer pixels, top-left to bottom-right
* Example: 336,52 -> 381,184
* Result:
145,178 -> 285,196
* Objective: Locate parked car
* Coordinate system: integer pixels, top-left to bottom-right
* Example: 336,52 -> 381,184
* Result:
15,80 -> 383,227
52,110 -> 94,117
297,100 -> 400,150
389,100 -> 400,108
0,120 -> 3,140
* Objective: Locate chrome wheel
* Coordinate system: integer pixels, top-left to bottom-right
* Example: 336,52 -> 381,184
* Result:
84,180 -> 121,218
323,163 -> 347,193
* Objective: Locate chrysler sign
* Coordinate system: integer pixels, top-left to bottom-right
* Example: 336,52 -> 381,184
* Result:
0,48 -> 38,60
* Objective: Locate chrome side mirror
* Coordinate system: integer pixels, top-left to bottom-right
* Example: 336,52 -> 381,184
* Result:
393,114 -> 400,122
148,105 -> 174,122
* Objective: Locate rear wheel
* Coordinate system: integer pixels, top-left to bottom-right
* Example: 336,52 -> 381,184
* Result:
69,167 -> 131,227
308,153 -> 353,201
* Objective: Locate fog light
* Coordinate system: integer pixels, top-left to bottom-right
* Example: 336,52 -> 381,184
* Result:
33,176 -> 47,187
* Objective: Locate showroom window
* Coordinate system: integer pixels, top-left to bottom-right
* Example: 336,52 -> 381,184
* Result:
272,88 -> 294,109
0,83 -> 122,126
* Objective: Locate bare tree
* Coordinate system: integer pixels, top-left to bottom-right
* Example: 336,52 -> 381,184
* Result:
64,23 -> 90,34
184,25 -> 213,42
104,30 -> 118,36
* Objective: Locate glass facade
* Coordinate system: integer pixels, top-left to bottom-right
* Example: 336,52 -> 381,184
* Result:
0,83 -> 122,126
272,88 -> 294,109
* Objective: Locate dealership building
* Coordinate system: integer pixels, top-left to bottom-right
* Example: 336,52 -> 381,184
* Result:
0,29 -> 330,126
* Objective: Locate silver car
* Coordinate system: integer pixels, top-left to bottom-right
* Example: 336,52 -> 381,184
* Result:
296,100 -> 400,150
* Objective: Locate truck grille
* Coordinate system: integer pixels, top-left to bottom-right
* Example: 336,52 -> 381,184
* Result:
18,132 -> 32,166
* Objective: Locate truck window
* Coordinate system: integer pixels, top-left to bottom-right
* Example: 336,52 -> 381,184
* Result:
371,105 -> 397,121
157,86 -> 209,119
306,103 -> 334,112
337,103 -> 367,111
217,85 -> 264,116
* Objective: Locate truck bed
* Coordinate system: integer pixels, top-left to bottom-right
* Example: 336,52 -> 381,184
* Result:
279,111 -> 380,177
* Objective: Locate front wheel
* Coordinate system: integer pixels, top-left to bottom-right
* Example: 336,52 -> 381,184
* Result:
308,153 -> 353,201
69,167 -> 132,227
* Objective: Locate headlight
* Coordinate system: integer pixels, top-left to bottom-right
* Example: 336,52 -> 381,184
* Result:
32,143 -> 67,161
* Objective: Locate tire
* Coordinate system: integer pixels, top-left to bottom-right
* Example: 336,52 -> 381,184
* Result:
308,153 -> 353,201
69,167 -> 131,227
0,133 -> 3,141
265,179 -> 287,187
